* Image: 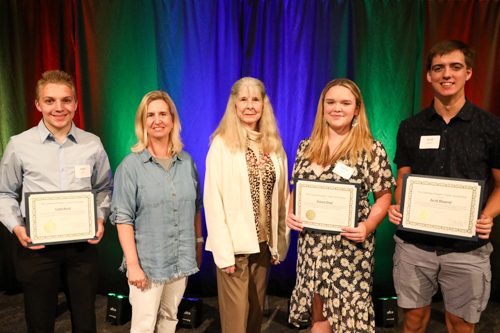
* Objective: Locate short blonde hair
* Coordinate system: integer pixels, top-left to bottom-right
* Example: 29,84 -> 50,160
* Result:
35,70 -> 77,102
131,90 -> 183,155
210,77 -> 283,153
305,78 -> 373,167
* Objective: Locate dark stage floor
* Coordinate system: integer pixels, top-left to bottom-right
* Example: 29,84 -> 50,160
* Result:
1,291 -> 499,332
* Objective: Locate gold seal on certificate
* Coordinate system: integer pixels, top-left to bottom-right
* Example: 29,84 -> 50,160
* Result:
25,190 -> 98,247
306,210 -> 316,220
294,178 -> 360,233
44,222 -> 56,233
418,209 -> 430,221
399,174 -> 485,241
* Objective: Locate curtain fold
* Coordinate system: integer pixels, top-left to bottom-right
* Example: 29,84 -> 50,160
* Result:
154,0 -> 243,294
0,0 -> 27,151
1,0 -> 499,297
76,0 -> 159,293
351,0 -> 425,286
77,0 -> 159,169
424,0 -> 500,116
240,0 -> 359,292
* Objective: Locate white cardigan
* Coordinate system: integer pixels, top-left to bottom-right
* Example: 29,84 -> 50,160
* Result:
204,135 -> 290,269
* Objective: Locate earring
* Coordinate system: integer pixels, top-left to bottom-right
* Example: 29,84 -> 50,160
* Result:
323,117 -> 327,125
351,116 -> 358,128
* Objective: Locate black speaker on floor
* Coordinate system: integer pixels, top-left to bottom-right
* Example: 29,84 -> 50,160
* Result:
177,297 -> 203,328
106,293 -> 132,325
375,297 -> 398,327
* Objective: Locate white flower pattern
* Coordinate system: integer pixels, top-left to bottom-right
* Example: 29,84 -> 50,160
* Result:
289,138 -> 396,332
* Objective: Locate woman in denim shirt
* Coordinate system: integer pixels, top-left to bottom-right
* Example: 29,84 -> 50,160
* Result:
111,91 -> 203,333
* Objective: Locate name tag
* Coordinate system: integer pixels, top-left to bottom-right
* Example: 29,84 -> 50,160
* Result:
333,162 -> 355,180
75,165 -> 91,178
419,135 -> 440,149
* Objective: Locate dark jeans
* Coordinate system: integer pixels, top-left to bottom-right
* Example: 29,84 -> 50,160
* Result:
14,242 -> 98,333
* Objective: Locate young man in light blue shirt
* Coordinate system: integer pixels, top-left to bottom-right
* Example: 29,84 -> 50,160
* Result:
0,70 -> 113,332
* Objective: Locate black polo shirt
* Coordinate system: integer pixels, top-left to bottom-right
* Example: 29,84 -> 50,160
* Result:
394,99 -> 500,254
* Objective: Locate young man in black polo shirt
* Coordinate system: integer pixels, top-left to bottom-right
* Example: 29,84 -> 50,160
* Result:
388,40 -> 500,333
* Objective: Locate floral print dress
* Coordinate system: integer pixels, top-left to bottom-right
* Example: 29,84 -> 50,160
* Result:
288,138 -> 396,332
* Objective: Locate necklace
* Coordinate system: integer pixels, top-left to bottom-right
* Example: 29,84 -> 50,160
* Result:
246,150 -> 270,170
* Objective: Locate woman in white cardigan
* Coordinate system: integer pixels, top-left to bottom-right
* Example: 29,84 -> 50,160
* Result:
204,77 -> 290,333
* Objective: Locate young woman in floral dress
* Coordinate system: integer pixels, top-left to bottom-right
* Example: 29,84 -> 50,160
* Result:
287,79 -> 395,333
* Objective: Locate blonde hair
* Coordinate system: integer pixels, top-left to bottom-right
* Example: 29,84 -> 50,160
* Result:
305,78 -> 373,167
131,90 -> 183,155
36,70 -> 77,101
210,77 -> 282,153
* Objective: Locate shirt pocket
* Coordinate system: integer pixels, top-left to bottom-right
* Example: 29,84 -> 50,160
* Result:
137,182 -> 168,207
72,159 -> 95,189
174,179 -> 197,202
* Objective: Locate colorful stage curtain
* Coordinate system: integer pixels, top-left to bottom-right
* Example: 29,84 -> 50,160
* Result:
1,0 -> 500,298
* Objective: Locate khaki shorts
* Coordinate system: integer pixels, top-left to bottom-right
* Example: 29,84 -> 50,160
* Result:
393,235 -> 493,323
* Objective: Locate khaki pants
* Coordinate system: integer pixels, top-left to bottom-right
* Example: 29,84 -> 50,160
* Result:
129,276 -> 187,333
216,242 -> 270,333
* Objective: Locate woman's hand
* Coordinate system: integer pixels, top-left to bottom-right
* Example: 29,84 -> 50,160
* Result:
340,223 -> 368,243
270,258 -> 280,265
221,265 -> 235,274
388,204 -> 402,225
196,242 -> 203,268
286,212 -> 303,231
128,263 -> 147,292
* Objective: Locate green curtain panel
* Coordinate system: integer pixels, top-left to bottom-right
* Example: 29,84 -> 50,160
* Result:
1,0 -> 500,298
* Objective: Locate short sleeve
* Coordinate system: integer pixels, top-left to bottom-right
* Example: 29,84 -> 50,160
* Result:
290,139 -> 310,185
394,121 -> 411,168
109,158 -> 137,226
369,141 -> 396,193
487,115 -> 500,170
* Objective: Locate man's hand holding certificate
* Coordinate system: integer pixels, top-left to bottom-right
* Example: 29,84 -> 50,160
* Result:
398,174 -> 485,241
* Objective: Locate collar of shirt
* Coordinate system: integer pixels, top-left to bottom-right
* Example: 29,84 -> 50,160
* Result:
138,148 -> 182,163
37,119 -> 78,144
427,97 -> 475,123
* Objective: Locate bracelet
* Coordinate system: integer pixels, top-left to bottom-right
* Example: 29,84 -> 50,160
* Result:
196,237 -> 204,243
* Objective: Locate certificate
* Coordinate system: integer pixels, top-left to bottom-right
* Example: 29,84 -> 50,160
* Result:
25,190 -> 98,246
293,178 -> 360,233
399,174 -> 485,241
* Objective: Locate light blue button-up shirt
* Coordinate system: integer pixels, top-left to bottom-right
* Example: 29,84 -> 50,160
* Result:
0,120 -> 113,232
110,149 -> 202,283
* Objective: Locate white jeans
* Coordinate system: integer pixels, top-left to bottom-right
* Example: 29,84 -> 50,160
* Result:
129,276 -> 188,333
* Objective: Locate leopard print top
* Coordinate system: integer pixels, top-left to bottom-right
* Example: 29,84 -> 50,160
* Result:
245,140 -> 276,241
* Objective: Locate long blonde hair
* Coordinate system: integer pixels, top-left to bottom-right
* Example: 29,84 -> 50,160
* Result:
131,90 -> 183,155
210,77 -> 282,153
305,79 -> 373,167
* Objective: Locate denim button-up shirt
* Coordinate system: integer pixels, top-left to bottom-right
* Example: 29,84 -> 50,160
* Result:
110,149 -> 202,283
